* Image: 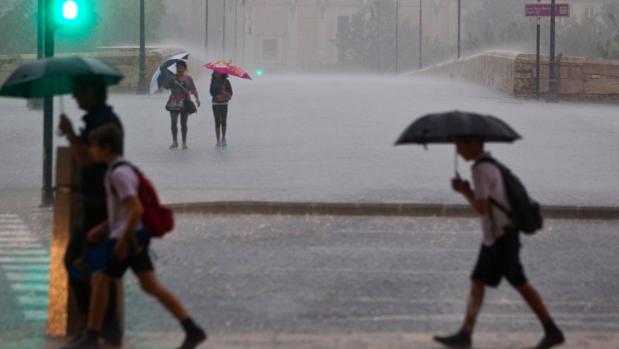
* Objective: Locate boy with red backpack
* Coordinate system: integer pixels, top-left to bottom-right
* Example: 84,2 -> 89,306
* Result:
64,124 -> 206,349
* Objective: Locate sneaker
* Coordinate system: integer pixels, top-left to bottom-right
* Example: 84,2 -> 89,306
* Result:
531,329 -> 565,349
60,333 -> 100,349
182,143 -> 188,150
221,138 -> 227,147
169,142 -> 178,149
60,332 -> 84,349
177,327 -> 207,349
433,330 -> 472,348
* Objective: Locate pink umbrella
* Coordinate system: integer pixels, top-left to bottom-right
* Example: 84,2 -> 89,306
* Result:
204,60 -> 252,80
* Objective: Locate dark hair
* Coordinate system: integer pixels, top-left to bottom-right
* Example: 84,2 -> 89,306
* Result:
72,75 -> 107,103
212,72 -> 228,79
176,60 -> 188,69
89,124 -> 123,155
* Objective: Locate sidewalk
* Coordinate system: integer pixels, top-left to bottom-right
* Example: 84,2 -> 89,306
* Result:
43,331 -> 619,349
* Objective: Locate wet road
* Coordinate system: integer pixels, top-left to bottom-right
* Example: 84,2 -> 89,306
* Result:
1,75 -> 619,210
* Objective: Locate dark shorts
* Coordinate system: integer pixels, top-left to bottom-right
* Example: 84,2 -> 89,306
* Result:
471,228 -> 527,288
104,231 -> 154,279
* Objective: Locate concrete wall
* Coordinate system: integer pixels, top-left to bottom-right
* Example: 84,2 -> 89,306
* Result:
417,51 -> 619,102
0,47 -> 207,94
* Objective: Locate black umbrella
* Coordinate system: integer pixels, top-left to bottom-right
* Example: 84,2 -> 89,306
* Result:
0,55 -> 123,99
395,110 -> 521,176
395,110 -> 521,145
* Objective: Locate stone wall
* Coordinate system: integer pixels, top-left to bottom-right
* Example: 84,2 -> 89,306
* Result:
0,47 -> 207,94
417,51 -> 619,102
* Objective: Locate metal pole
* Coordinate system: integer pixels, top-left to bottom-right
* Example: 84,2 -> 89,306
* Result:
205,0 -> 209,60
37,0 -> 45,59
395,0 -> 399,73
222,0 -> 226,57
137,0 -> 148,94
457,0 -> 461,59
419,0 -> 422,69
547,0 -> 558,102
42,0 -> 55,206
535,5 -> 540,99
234,0 -> 239,61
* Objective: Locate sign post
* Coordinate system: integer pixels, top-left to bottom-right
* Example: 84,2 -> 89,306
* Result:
525,2 -> 569,101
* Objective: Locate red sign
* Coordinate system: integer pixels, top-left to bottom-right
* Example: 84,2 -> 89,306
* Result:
525,3 -> 570,17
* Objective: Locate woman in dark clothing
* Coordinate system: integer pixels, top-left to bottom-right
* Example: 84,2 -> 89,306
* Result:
165,60 -> 200,150
210,72 -> 233,147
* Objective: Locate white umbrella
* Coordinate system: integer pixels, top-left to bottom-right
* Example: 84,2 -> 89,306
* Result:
149,52 -> 189,94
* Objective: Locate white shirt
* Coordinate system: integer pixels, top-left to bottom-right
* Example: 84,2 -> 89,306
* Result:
471,153 -> 512,246
104,159 -> 143,239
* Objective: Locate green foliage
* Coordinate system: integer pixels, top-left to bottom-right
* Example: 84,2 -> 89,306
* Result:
462,0 -> 619,60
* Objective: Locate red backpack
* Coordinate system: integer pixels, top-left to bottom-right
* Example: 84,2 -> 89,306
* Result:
111,161 -> 174,238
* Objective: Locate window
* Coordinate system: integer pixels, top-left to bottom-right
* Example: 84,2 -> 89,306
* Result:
261,38 -> 279,62
337,15 -> 350,35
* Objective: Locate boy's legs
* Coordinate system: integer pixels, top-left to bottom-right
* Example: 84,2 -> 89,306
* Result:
516,282 -> 564,348
136,270 -> 188,320
136,270 -> 206,349
462,280 -> 485,333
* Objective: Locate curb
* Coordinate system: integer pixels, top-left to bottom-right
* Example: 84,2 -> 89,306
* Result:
168,201 -> 619,220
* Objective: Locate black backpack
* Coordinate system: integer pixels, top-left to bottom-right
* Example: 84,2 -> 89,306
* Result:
474,156 -> 543,235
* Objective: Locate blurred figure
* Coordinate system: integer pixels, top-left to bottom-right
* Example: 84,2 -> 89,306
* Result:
434,137 -> 564,349
57,76 -> 124,348
164,60 -> 200,150
209,71 -> 233,147
65,124 -> 207,349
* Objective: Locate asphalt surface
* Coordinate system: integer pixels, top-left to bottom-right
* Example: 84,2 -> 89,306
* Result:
1,75 -> 618,211
2,212 -> 619,348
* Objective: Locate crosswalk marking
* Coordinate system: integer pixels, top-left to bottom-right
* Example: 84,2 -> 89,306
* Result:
0,256 -> 50,263
17,295 -> 49,306
7,273 -> 50,282
0,249 -> 48,256
2,264 -> 49,272
0,214 -> 49,322
23,310 -> 48,321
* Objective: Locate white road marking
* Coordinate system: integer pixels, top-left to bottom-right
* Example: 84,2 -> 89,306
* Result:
11,283 -> 49,292
23,310 -> 48,321
7,272 -> 50,282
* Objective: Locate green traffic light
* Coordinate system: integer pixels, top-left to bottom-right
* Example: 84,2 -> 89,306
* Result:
62,0 -> 79,20
51,0 -> 96,38
255,68 -> 264,77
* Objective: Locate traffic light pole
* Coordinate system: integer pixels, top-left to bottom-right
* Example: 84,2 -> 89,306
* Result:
137,0 -> 148,94
42,0 -> 55,206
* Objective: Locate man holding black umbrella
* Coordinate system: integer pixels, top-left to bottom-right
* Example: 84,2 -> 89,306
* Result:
58,76 -> 124,348
396,111 -> 565,349
434,137 -> 565,349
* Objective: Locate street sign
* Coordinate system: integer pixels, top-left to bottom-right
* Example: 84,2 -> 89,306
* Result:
525,3 -> 570,17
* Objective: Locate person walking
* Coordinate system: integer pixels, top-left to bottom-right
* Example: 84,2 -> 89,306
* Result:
64,124 -> 207,349
57,76 -> 124,348
433,137 -> 565,349
209,71 -> 233,147
164,60 -> 200,150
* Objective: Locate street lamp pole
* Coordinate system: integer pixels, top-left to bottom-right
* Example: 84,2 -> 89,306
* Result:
457,0 -> 461,59
419,0 -> 422,69
395,0 -> 399,73
137,0 -> 148,94
222,1 -> 226,57
205,0 -> 209,60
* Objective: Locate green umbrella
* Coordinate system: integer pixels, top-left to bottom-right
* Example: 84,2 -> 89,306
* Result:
0,55 -> 124,98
